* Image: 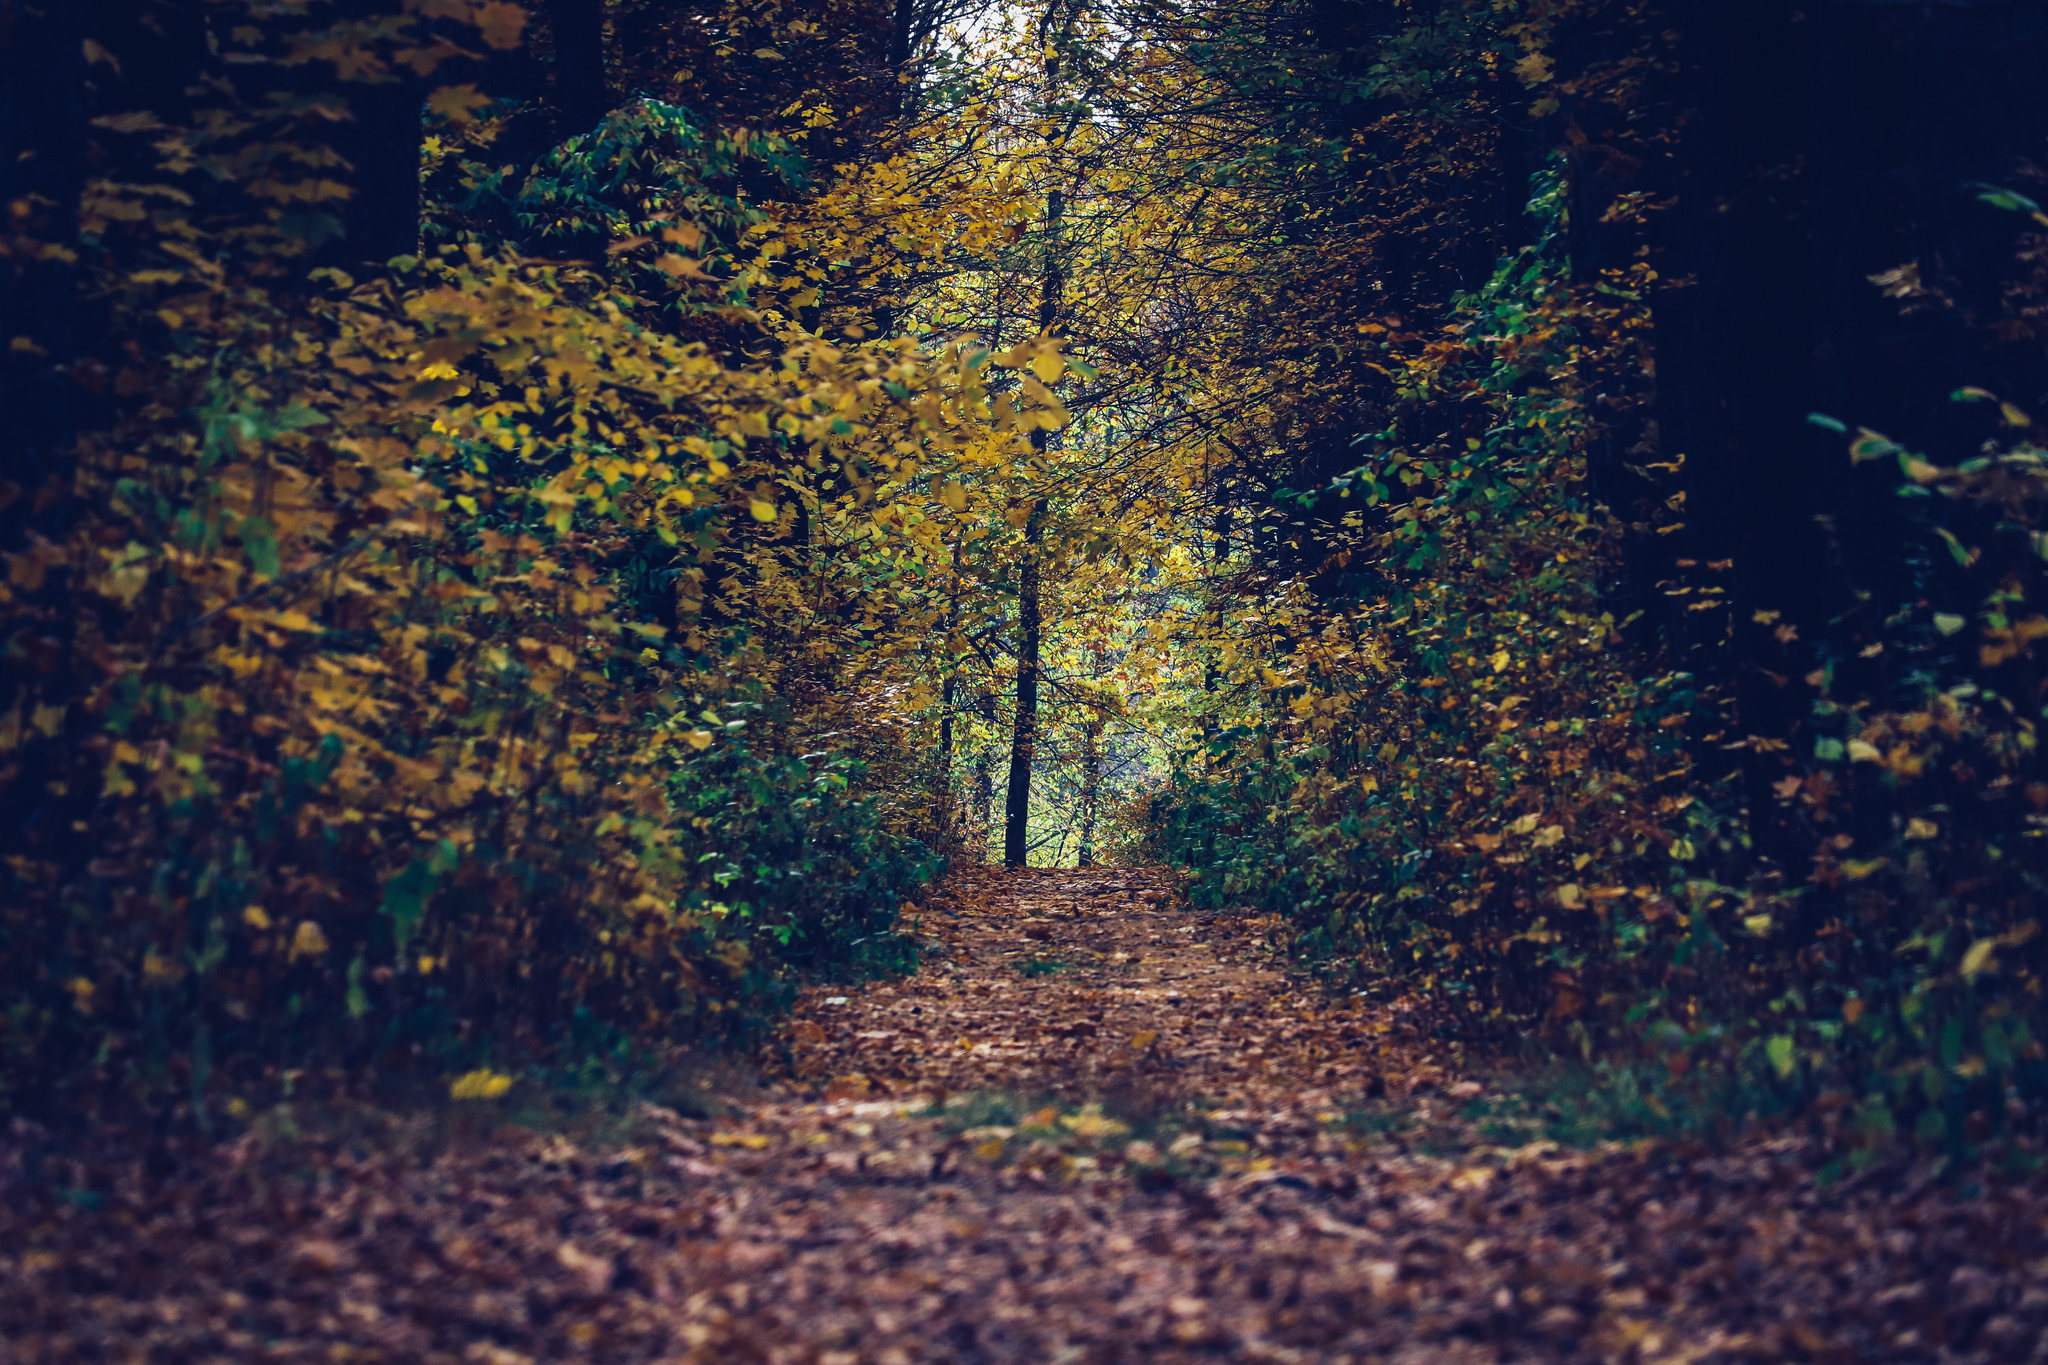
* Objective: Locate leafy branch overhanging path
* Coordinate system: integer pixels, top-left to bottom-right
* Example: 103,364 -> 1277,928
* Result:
5,869 -> 2043,1363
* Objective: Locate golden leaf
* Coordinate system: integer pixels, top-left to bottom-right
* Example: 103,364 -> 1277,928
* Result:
474,2 -> 527,49
450,1069 -> 514,1100
289,921 -> 331,960
1059,1105 -> 1129,1140
1513,52 -> 1554,86
426,84 -> 493,122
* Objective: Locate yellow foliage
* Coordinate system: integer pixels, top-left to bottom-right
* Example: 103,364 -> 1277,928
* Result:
448,1070 -> 514,1101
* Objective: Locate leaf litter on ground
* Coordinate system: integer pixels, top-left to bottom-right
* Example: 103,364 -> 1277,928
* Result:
5,865 -> 2047,1363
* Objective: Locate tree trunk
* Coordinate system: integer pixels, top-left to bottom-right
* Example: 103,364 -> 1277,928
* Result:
339,76 -> 425,265
546,0 -> 610,137
937,671 -> 957,792
935,553 -> 962,807
1002,16 -> 1069,868
1076,713 -> 1103,867
312,2 -> 428,269
1002,502 -> 1045,866
0,0 -> 83,547
973,688 -> 997,842
890,0 -> 917,72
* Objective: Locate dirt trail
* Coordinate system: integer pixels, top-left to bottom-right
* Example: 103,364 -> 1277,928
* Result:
775,863 -> 1446,1107
5,868 -> 2045,1364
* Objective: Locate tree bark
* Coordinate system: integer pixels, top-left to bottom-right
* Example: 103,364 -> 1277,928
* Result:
937,671 -> 957,791
545,0 -> 610,137
1002,9 -> 1070,868
1076,712 -> 1103,867
1002,501 -> 1045,866
935,545 -> 962,806
973,688 -> 997,840
0,0 -> 84,547
339,76 -> 425,265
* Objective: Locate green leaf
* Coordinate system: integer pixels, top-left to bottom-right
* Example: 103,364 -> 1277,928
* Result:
1934,527 -> 1976,567
381,857 -> 441,961
1975,184 -> 2043,216
346,954 -> 369,1020
1766,1033 -> 1796,1079
241,516 -> 280,579
1848,430 -> 1902,464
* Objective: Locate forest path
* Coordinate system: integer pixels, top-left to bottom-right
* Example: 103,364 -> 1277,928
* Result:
7,868 -> 2040,1363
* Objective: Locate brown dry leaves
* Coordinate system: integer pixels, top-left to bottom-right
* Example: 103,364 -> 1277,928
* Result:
5,867 -> 2048,1363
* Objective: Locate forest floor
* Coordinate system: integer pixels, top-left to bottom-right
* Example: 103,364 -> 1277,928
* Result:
6,867 -> 2047,1363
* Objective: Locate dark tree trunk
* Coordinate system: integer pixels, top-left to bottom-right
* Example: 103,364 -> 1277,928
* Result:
1003,503 -> 1045,866
297,2 -> 432,269
0,0 -> 84,545
337,77 -> 425,265
1003,85 -> 1066,865
546,0 -> 610,137
937,671 -> 957,792
890,0 -> 916,71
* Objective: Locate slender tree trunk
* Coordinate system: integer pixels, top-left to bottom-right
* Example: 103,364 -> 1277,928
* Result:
937,671 -> 957,789
1003,501 -> 1045,866
935,549 -> 962,805
1002,16 -> 1068,868
973,688 -> 997,842
1076,713 -> 1103,867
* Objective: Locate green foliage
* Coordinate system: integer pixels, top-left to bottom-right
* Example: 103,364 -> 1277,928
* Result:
666,714 -> 940,987
0,0 -> 1008,1122
1143,143 -> 2048,1150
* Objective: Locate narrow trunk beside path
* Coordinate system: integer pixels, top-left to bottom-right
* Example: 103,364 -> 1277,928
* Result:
7,868 -> 2045,1363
